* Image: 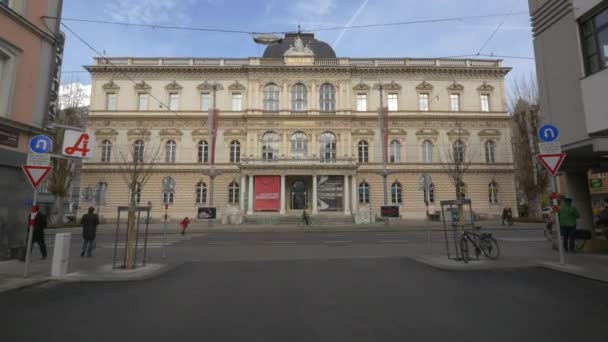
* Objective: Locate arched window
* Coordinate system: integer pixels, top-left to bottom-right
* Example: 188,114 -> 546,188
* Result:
129,182 -> 142,204
198,140 -> 208,163
424,183 -> 435,204
453,140 -> 465,163
101,140 -> 112,162
485,140 -> 496,163
358,140 -> 369,163
165,140 -> 176,163
390,140 -> 401,163
263,83 -> 280,111
422,140 -> 433,163
319,83 -> 336,112
489,182 -> 498,203
196,181 -> 207,204
391,182 -> 402,204
290,131 -> 308,157
291,83 -> 307,111
228,181 -> 240,204
262,132 -> 279,161
133,140 -> 144,163
359,182 -> 370,204
320,132 -> 336,161
458,182 -> 467,199
230,140 -> 240,163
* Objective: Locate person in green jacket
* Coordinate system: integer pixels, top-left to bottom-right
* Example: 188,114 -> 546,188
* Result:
558,198 -> 580,252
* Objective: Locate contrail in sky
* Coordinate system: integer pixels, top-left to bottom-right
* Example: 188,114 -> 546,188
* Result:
333,0 -> 369,49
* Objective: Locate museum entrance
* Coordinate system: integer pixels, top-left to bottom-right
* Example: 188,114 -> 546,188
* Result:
290,180 -> 307,210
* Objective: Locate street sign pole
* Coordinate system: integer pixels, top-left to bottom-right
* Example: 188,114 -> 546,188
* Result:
162,204 -> 168,259
23,190 -> 38,277
551,178 -> 565,265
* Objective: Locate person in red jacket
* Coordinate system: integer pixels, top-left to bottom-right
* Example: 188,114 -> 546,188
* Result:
180,217 -> 190,235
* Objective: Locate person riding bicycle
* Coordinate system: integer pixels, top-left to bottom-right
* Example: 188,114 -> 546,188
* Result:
302,210 -> 311,226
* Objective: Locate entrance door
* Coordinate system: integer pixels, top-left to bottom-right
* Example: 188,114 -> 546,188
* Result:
291,180 -> 307,210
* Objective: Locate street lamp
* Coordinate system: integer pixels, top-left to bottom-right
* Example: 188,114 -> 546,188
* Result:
207,82 -> 223,208
373,82 -> 389,207
253,34 -> 283,45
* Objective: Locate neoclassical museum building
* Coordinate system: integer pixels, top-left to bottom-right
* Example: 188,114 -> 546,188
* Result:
79,33 -> 516,223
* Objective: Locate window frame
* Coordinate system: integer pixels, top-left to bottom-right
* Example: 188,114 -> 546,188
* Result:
133,140 -> 144,163
106,92 -> 117,111
358,140 -> 369,163
480,94 -> 490,112
320,132 -> 337,161
165,140 -> 177,163
200,92 -> 211,111
387,93 -> 398,111
422,140 -> 433,163
453,140 -> 465,163
169,92 -> 179,111
228,181 -> 240,204
290,131 -> 308,157
489,182 -> 499,204
389,140 -> 401,163
291,83 -> 307,112
580,2 -> 608,75
391,182 -> 402,204
230,140 -> 241,163
261,131 -> 279,161
196,181 -> 208,204
419,93 -> 430,111
101,140 -> 112,162
450,93 -> 460,112
137,93 -> 148,111
319,83 -> 336,112
198,140 -> 209,163
485,140 -> 496,164
232,92 -> 242,111
356,93 -> 367,111
359,182 -> 370,204
263,83 -> 280,111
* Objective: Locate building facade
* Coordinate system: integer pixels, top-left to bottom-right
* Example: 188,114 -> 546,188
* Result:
0,0 -> 63,258
80,33 -> 516,223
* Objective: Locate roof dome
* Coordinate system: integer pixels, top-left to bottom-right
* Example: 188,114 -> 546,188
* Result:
263,33 -> 336,59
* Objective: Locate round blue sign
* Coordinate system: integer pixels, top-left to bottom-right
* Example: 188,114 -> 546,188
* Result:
29,135 -> 53,154
538,125 -> 559,142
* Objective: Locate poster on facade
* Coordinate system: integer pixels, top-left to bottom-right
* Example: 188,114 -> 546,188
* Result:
255,176 -> 280,211
197,207 -> 216,220
318,176 -> 343,211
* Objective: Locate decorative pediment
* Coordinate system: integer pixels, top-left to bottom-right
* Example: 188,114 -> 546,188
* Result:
447,82 -> 464,91
191,129 -> 209,137
159,128 -> 183,136
165,81 -> 183,91
228,81 -> 246,91
388,128 -> 407,135
197,82 -> 214,91
416,128 -> 439,136
478,129 -> 501,137
353,82 -> 370,91
133,81 -> 151,91
447,128 -> 471,137
102,81 -> 120,91
352,128 -> 374,136
126,128 -> 151,137
477,82 -> 495,92
224,129 -> 246,137
416,81 -> 433,91
384,81 -> 402,91
95,128 -> 118,136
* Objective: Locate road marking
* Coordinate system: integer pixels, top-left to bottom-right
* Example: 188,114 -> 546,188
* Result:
263,241 -> 297,245
323,240 -> 352,244
377,239 -> 409,244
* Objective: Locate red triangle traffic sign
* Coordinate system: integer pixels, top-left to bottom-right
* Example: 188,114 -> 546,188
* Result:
536,153 -> 566,176
22,165 -> 52,189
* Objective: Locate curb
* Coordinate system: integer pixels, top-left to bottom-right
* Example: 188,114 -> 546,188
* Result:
411,255 -> 536,271
0,277 -> 50,294
60,263 -> 173,283
537,261 -> 608,283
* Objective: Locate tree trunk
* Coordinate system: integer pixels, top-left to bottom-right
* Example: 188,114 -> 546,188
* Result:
49,195 -> 65,225
125,208 -> 137,269
528,194 -> 543,219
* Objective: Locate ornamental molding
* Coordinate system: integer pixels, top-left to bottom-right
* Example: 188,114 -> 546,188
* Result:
352,128 -> 374,136
447,81 -> 464,91
224,129 -> 247,137
197,82 -> 215,91
165,80 -> 183,91
191,129 -> 210,137
447,128 -> 470,137
94,128 -> 119,136
102,80 -> 120,91
415,128 -> 439,136
133,81 -> 151,91
388,128 -> 407,135
159,128 -> 183,136
352,82 -> 370,91
228,81 -> 246,91
477,82 -> 495,92
478,129 -> 502,137
383,81 -> 402,91
416,81 -> 434,91
126,128 -> 151,138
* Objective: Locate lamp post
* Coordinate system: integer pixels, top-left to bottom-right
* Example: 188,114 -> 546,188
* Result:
373,82 -> 388,207
208,82 -> 223,208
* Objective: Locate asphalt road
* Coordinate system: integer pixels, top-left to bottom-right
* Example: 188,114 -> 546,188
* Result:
2,257 -> 607,341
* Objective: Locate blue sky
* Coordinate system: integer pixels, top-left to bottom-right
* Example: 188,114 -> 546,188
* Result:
60,0 -> 535,90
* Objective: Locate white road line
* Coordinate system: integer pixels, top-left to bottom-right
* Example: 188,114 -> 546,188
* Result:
263,241 -> 297,245
323,240 -> 353,244
377,239 -> 409,244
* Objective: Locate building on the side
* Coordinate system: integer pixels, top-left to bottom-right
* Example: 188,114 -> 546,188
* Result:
529,0 -> 608,229
0,0 -> 63,258
80,33 -> 517,223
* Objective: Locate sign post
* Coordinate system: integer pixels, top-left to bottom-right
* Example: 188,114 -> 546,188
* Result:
419,174 -> 433,254
22,165 -> 52,277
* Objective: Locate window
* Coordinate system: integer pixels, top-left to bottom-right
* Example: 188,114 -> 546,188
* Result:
424,183 -> 435,204
163,190 -> 174,204
422,140 -> 433,163
458,182 -> 467,199
388,93 -> 398,111
489,182 -> 498,204
356,94 -> 367,111
39,180 -> 49,194
263,83 -> 280,111
389,140 -> 401,163
198,140 -> 209,163
319,83 -> 336,112
290,131 -> 308,157
230,140 -> 240,163
133,140 -> 144,163
419,93 -> 429,111
196,182 -> 207,204
232,93 -> 242,111
450,94 -> 460,111
138,93 -> 148,111
101,140 -> 112,162
169,93 -> 179,111
580,4 -> 608,75
480,94 -> 490,112
262,131 -> 279,160
358,140 -> 369,163
359,182 -> 370,204
291,83 -> 307,111
320,132 -> 336,161
106,93 -> 116,110
165,140 -> 176,163
129,182 -> 142,204
228,181 -> 240,204
453,140 -> 465,163
200,93 -> 211,111
485,140 -> 496,163
391,182 -> 402,204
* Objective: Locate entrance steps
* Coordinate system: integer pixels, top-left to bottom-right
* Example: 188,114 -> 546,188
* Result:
244,212 -> 354,225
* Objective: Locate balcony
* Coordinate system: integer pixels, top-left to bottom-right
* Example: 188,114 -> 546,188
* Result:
240,157 -> 358,169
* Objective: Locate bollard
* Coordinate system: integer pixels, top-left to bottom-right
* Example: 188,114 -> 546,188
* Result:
51,233 -> 71,278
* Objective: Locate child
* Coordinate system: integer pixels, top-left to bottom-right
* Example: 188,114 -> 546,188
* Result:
180,217 -> 190,235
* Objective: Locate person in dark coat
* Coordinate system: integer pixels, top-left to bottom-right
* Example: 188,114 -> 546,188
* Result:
80,207 -> 100,257
30,206 -> 47,260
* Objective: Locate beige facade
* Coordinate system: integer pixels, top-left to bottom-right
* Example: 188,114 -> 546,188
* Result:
81,37 -> 516,223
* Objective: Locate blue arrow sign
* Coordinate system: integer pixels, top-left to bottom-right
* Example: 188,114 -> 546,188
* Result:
29,135 -> 53,154
538,125 -> 559,142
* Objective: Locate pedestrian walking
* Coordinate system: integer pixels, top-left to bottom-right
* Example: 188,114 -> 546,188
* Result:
506,207 -> 513,226
29,206 -> 47,260
180,217 -> 190,235
558,198 -> 580,252
501,207 -> 508,225
80,207 -> 100,257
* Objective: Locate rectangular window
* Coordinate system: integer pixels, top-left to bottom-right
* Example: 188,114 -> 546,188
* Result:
480,94 -> 490,112
356,94 -> 367,111
232,93 -> 242,111
138,93 -> 147,111
169,93 -> 179,111
387,93 -> 398,111
200,93 -> 211,111
106,93 -> 116,110
419,93 -> 429,111
450,94 -> 460,112
580,4 -> 608,75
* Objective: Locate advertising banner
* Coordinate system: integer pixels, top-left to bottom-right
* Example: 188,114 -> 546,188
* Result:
255,176 -> 280,211
197,207 -> 216,220
318,176 -> 343,211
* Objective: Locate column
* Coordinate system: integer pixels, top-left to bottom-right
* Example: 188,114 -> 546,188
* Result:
351,175 -> 358,213
240,175 -> 246,212
247,175 -> 254,214
280,175 -> 286,215
312,175 -> 318,214
344,175 -> 351,215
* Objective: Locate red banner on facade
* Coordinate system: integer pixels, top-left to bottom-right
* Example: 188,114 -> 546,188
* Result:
254,176 -> 280,211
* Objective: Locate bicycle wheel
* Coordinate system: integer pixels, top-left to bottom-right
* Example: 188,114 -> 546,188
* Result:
481,236 -> 500,260
460,236 -> 469,264
575,238 -> 586,251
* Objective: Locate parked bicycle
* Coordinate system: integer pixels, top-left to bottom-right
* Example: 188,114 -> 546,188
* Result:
459,225 -> 500,263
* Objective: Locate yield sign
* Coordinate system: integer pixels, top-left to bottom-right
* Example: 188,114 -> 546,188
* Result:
536,153 -> 566,176
22,165 -> 52,189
